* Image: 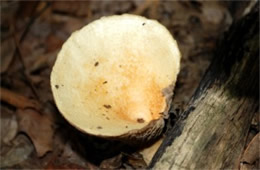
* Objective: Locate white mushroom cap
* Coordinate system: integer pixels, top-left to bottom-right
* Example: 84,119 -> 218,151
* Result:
51,14 -> 181,141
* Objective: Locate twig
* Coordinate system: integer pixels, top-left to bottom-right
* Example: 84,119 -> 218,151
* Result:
12,31 -> 40,100
7,2 -> 51,72
132,0 -> 152,15
132,0 -> 160,18
7,2 -> 51,100
19,2 -> 51,43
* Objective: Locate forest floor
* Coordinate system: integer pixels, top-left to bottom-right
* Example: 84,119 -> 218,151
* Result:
0,1 -> 259,169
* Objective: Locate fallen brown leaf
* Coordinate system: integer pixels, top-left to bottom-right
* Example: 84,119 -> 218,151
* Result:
0,87 -> 40,110
16,108 -> 54,157
0,1 -> 249,169
52,1 -> 90,17
240,133 -> 260,169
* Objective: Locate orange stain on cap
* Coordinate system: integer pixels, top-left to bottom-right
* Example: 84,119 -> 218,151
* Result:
80,49 -> 166,123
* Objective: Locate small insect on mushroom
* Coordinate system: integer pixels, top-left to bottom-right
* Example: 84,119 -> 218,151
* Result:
50,14 -> 181,143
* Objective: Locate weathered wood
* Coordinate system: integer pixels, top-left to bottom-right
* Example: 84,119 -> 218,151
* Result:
150,4 -> 259,170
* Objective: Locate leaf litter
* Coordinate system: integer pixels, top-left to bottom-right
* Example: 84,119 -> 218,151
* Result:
0,1 -> 258,169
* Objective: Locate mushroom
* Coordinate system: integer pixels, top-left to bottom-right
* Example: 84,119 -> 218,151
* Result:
51,14 -> 181,143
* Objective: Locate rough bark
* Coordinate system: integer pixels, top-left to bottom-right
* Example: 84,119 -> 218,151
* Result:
149,4 -> 259,170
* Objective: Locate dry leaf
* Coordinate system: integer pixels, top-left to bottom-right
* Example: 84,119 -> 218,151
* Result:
16,108 -> 54,157
52,1 -> 90,17
0,1 -> 248,169
0,87 -> 40,110
241,133 -> 260,165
